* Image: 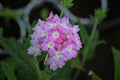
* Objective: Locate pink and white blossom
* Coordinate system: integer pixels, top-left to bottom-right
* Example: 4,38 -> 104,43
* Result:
28,11 -> 82,71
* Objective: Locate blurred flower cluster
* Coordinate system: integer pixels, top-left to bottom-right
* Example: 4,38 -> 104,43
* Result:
28,12 -> 82,70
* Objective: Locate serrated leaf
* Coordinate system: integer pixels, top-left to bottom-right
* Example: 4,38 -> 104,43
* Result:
9,38 -> 36,71
0,37 -> 38,80
60,0 -> 73,8
90,8 -> 106,25
112,47 -> 120,80
1,61 -> 17,80
95,8 -> 106,24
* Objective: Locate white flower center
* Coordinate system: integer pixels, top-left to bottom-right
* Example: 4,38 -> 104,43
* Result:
56,51 -> 62,58
61,23 -> 67,28
42,30 -> 47,36
53,32 -> 59,38
67,45 -> 72,51
50,23 -> 56,28
73,28 -> 76,33
76,40 -> 79,44
67,34 -> 70,39
47,42 -> 54,48
34,45 -> 40,51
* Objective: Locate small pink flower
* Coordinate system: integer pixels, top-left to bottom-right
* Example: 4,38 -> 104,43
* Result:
28,45 -> 41,56
41,43 -> 48,51
46,50 -> 65,71
73,25 -> 80,34
48,49 -> 56,56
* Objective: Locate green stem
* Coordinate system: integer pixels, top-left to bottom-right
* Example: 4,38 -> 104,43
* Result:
88,21 -> 98,44
44,54 -> 49,65
33,56 -> 41,80
73,48 -> 89,80
74,21 -> 98,80
60,7 -> 65,18
81,21 -> 98,68
82,47 -> 90,66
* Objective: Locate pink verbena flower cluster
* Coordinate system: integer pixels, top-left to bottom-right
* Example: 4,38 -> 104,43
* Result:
28,12 -> 82,71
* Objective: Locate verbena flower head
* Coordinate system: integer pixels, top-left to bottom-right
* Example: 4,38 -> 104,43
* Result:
28,11 -> 82,71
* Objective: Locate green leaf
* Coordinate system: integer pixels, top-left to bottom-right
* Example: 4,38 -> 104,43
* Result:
31,20 -> 37,28
23,37 -> 30,49
49,62 -> 72,80
0,64 -> 5,80
70,20 -> 75,25
0,28 -> 3,36
37,52 -> 47,62
1,61 -> 17,80
82,30 -> 99,61
90,8 -> 106,25
70,54 -> 81,69
0,37 -> 38,80
94,8 -> 106,24
88,30 -> 99,45
92,73 -> 102,80
40,7 -> 49,19
80,25 -> 100,68
96,40 -> 106,45
112,47 -> 120,80
60,0 -> 74,8
80,30 -> 104,71
78,21 -> 89,46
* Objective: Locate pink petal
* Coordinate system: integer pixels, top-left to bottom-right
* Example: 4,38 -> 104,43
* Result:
63,41 -> 69,48
59,33 -> 65,39
41,43 -> 48,51
55,43 -> 62,50
55,38 -> 62,43
45,11 -> 54,21
48,49 -> 56,56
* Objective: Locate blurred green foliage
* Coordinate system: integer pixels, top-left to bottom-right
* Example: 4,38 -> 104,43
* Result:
79,9 -> 106,66
112,47 -> 120,80
0,8 -> 22,22
90,8 -> 106,25
0,37 -> 38,80
92,73 -> 102,80
59,0 -> 73,8
0,28 -> 3,36
1,61 -> 17,80
39,7 -> 49,19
